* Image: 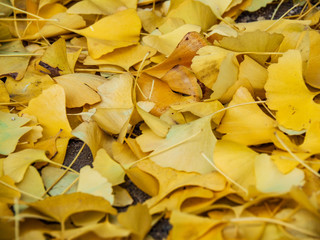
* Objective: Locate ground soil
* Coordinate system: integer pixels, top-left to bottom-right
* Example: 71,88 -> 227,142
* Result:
63,1 -> 306,239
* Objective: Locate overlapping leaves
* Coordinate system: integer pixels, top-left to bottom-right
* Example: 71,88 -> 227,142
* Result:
1,0 -> 320,239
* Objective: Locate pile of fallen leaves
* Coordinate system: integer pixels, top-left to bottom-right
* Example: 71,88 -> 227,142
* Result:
1,0 -> 320,239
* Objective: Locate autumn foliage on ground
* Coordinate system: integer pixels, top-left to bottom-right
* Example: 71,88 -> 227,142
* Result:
1,0 -> 320,239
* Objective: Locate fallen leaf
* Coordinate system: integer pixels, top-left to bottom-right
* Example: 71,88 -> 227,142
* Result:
149,115 -> 216,173
54,73 -> 104,108
36,38 -> 72,77
28,192 -> 117,224
117,203 -> 152,240
93,148 -> 125,186
0,111 -> 32,155
255,154 -> 305,194
75,9 -> 141,59
20,84 -> 72,138
265,50 -> 320,131
3,149 -> 52,183
217,87 -> 276,145
77,166 -> 114,204
0,41 -> 30,80
142,24 -> 201,56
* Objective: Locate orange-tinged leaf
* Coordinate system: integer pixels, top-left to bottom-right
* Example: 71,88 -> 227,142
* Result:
20,84 -> 72,138
75,9 -> 141,59
161,65 -> 202,99
0,111 -> 31,155
217,87 -> 276,145
145,31 -> 209,78
137,73 -> 194,116
28,192 -> 117,223
265,50 -> 320,131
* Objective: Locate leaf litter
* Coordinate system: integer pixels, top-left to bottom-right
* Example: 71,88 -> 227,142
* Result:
0,0 -> 320,239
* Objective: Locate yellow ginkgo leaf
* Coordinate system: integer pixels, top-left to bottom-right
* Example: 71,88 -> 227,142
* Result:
16,166 -> 46,203
149,186 -> 214,215
217,87 -> 276,145
84,44 -> 157,70
171,100 -> 224,125
137,159 -> 226,208
213,140 -> 258,195
113,186 -> 133,207
191,46 -> 231,89
136,124 -> 166,152
0,111 -> 31,155
0,175 -> 21,203
72,121 -> 113,158
271,150 -> 311,174
217,30 -> 284,65
142,24 -> 201,56
136,106 -> 170,137
149,115 -> 216,173
28,192 -> 117,224
54,73 -> 105,108
36,38 -> 72,77
20,84 -> 72,138
3,149 -> 52,183
168,0 -> 217,31
75,9 -> 141,59
77,166 -> 114,204
210,52 -> 239,102
300,121 -> 320,154
67,0 -> 137,15
95,73 -> 133,109
0,41 -> 30,80
92,108 -> 133,135
93,148 -> 125,186
4,70 -> 55,102
265,50 -> 320,131
117,204 -> 152,240
137,9 -> 165,33
255,154 -> 305,194
169,210 -> 221,240
0,81 -> 9,112
305,30 -> 320,88
238,55 -> 268,98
